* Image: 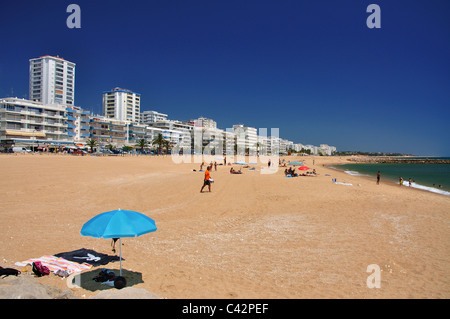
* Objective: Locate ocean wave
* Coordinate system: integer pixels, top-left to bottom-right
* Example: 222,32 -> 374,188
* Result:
341,169 -> 450,196
344,170 -> 368,177
402,182 -> 450,196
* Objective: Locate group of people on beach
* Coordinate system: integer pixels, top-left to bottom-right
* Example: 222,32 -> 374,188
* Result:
284,167 -> 317,177
398,176 -> 415,186
377,172 -> 416,187
200,161 -> 218,172
200,159 -> 321,192
398,176 -> 414,187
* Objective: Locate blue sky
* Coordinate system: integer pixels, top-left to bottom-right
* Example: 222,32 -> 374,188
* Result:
1,0 -> 449,155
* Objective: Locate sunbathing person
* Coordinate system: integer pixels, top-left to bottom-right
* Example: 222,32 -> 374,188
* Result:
230,167 -> 242,174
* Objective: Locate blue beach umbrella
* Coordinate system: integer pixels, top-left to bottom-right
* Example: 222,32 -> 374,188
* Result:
288,162 -> 303,165
234,161 -> 247,165
81,209 -> 157,276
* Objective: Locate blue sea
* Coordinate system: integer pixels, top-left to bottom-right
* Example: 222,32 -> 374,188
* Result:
330,157 -> 450,196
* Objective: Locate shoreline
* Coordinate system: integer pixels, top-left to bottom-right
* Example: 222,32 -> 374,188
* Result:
324,160 -> 450,197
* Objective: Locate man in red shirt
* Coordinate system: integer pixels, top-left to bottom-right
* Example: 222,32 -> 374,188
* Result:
200,166 -> 212,193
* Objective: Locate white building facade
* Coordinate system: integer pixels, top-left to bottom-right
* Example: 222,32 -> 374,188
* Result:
102,88 -> 141,123
141,110 -> 168,125
29,55 -> 76,106
0,98 -> 72,148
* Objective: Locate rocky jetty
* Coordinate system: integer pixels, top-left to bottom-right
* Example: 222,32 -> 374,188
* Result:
346,157 -> 450,164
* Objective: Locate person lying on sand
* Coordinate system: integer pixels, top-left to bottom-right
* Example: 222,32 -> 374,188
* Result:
230,167 -> 242,174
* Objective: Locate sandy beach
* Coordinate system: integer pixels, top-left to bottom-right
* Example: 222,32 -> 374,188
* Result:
0,153 -> 449,299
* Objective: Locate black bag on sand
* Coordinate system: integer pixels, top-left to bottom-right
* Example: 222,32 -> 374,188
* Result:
0,266 -> 21,278
93,268 -> 115,282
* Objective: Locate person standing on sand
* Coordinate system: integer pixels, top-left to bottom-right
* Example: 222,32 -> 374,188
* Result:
200,166 -> 212,193
377,171 -> 380,185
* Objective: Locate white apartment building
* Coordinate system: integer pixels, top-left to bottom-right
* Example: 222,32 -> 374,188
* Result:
102,88 -> 141,123
141,110 -> 168,125
293,143 -> 304,153
0,98 -> 72,148
29,55 -> 76,106
232,124 -> 258,151
147,120 -> 193,150
223,130 -> 235,156
190,117 -> 217,129
65,106 -> 91,144
319,144 -> 337,156
148,119 -> 193,133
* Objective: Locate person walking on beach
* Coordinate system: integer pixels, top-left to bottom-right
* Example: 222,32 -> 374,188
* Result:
399,176 -> 403,186
376,171 -> 380,185
200,166 -> 212,193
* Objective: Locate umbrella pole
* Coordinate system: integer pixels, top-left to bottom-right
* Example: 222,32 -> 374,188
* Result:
119,238 -> 122,276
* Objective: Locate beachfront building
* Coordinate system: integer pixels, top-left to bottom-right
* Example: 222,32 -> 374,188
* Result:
0,98 -> 73,149
29,55 -> 76,106
149,119 -> 193,132
223,130 -> 235,156
148,119 -> 193,149
258,135 -> 270,155
190,117 -> 217,129
127,122 -> 147,146
102,88 -> 141,123
319,144 -> 337,156
145,126 -> 190,152
303,144 -> 317,155
140,110 -> 168,125
89,115 -> 127,148
291,143 -> 303,153
65,106 -> 91,145
232,124 -> 258,154
203,127 -> 226,155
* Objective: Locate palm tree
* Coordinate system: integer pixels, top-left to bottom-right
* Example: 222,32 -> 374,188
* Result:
135,139 -> 148,154
152,133 -> 165,155
163,139 -> 171,155
122,145 -> 132,154
86,138 -> 98,153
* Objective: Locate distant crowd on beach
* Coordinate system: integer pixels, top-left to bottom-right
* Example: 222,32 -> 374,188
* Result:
376,173 -> 443,189
197,157 -> 321,192
284,167 -> 317,177
398,176 -> 414,187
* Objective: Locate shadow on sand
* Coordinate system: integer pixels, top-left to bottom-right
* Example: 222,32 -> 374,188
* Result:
69,268 -> 144,292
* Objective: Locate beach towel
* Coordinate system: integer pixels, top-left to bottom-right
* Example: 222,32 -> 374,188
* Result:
54,248 -> 121,267
16,255 -> 92,275
333,181 -> 353,186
